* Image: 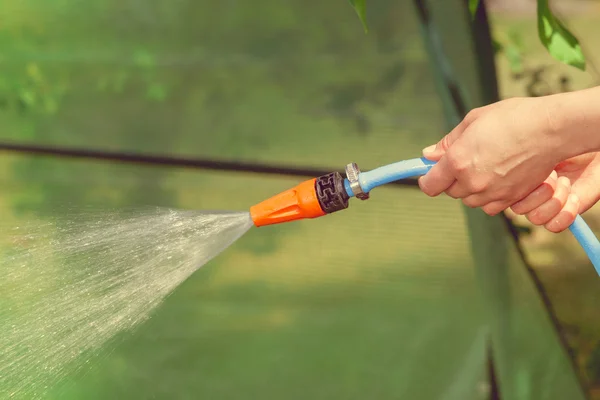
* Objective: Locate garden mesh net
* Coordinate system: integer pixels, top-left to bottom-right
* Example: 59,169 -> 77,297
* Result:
0,0 -> 594,399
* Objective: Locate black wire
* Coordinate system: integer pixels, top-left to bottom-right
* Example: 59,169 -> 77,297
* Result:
0,141 -> 420,187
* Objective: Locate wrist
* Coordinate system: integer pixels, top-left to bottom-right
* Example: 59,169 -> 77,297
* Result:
546,86 -> 600,159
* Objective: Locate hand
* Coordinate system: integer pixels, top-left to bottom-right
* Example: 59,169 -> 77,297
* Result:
418,96 -> 573,216
511,153 -> 600,232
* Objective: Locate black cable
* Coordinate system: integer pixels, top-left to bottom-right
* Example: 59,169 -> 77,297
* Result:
0,141 -> 420,187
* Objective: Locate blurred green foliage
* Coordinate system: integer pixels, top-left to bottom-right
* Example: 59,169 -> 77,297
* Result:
353,0 -> 586,71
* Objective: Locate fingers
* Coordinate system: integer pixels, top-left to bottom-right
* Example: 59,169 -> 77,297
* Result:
544,194 -> 580,233
445,181 -> 471,199
526,176 -> 571,225
418,157 -> 456,197
481,200 -> 511,216
510,171 -> 558,215
570,178 -> 600,215
422,163 -> 581,234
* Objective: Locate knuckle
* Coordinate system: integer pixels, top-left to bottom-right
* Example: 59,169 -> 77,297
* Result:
448,153 -> 469,178
526,213 -> 540,225
445,184 -> 466,199
510,204 -> 524,215
418,179 -> 436,197
500,187 -> 513,198
466,178 -> 488,194
464,108 -> 482,124
445,152 -> 462,171
495,187 -> 517,203
537,186 -> 554,203
482,204 -> 501,216
439,135 -> 452,151
462,197 -> 480,208
419,185 -> 432,197
445,190 -> 459,199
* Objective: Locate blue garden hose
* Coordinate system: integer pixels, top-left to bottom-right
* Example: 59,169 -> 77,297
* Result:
343,157 -> 600,275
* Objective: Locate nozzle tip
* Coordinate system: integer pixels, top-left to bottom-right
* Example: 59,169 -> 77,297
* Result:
250,178 -> 325,227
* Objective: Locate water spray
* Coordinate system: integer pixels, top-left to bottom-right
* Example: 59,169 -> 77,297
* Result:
251,157 -> 600,275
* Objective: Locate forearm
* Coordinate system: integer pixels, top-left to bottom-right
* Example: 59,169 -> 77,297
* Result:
548,85 -> 600,158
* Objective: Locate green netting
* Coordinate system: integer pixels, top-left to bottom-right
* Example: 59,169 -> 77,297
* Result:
422,2 -> 587,399
0,0 -> 590,399
0,0 -> 443,169
1,154 -> 487,399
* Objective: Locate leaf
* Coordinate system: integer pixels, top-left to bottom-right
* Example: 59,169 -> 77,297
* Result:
348,0 -> 368,33
537,0 -> 586,70
469,0 -> 480,18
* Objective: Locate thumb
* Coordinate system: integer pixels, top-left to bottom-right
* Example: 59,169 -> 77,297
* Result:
422,130 -> 460,161
422,107 -> 484,160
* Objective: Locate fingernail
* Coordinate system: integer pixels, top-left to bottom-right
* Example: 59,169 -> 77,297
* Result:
422,145 -> 436,155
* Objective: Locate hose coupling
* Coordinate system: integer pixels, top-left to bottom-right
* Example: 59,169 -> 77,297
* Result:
345,162 -> 369,200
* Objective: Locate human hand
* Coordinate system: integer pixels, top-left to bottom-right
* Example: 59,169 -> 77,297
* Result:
510,153 -> 600,232
418,96 -> 575,216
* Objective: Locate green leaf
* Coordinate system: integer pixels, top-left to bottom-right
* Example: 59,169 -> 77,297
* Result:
537,0 -> 586,70
469,0 -> 480,18
349,0 -> 368,33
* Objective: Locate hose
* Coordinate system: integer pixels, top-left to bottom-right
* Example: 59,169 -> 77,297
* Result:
345,157 -> 600,275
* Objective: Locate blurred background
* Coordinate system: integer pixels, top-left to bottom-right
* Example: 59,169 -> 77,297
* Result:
0,0 -> 599,399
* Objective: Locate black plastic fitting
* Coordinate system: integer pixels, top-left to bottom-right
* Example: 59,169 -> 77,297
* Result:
315,172 -> 350,214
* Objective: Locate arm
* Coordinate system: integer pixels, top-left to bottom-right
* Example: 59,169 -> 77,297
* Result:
548,85 -> 600,159
418,87 -> 600,218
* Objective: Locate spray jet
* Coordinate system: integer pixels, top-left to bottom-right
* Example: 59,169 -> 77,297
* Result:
251,157 -> 600,275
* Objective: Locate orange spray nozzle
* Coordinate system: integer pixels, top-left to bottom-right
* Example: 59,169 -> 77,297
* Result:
250,172 -> 350,227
